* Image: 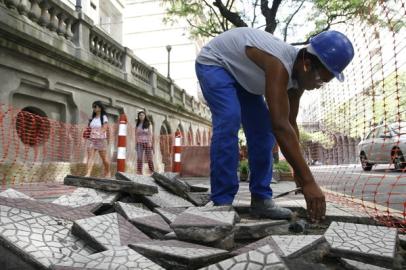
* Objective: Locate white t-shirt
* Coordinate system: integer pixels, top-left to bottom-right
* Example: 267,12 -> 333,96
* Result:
196,27 -> 299,95
89,115 -> 108,139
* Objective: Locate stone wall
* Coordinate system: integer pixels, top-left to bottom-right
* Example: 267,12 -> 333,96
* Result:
0,0 -> 211,179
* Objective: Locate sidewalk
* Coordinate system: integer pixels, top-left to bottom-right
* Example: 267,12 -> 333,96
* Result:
0,174 -> 404,269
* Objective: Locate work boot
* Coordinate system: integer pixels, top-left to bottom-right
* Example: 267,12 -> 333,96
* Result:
250,196 -> 292,220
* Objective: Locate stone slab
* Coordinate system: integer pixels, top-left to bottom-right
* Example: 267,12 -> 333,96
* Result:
115,172 -> 159,187
201,244 -> 287,270
0,212 -> 95,269
154,207 -> 187,224
341,259 -> 391,270
144,188 -> 195,208
64,175 -> 157,195
0,188 -> 34,200
324,222 -> 397,268
235,219 -> 288,240
0,196 -> 94,221
52,187 -> 120,213
129,240 -> 229,270
276,200 -> 374,224
325,203 -> 373,224
51,246 -> 164,270
116,172 -> 194,208
163,232 -> 177,240
115,202 -> 172,239
186,183 -> 209,192
72,212 -> 150,251
186,192 -> 211,206
270,235 -> 326,258
171,209 -> 236,243
152,172 -> 190,197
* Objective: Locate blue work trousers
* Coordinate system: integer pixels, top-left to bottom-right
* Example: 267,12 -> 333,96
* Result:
195,62 -> 275,205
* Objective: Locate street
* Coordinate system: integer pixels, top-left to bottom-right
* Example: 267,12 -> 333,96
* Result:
311,164 -> 406,213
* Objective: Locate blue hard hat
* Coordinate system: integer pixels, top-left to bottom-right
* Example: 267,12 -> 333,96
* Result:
309,30 -> 354,82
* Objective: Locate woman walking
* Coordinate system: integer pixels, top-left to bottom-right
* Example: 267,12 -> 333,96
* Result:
84,101 -> 111,178
135,111 -> 154,174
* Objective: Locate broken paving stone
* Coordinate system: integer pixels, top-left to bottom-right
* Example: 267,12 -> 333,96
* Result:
186,183 -> 210,192
186,192 -> 211,206
341,259 -> 391,270
235,219 -> 288,240
0,212 -> 95,269
51,246 -> 164,270
270,235 -> 326,258
52,187 -> 120,213
277,200 -> 375,224
171,208 -> 236,243
152,172 -> 190,196
129,240 -> 229,270
154,207 -> 187,224
72,212 -> 150,251
0,196 -> 94,222
232,235 -> 326,259
163,232 -> 177,240
114,202 -> 172,239
325,203 -> 373,224
0,188 -> 34,200
116,172 -> 194,208
210,231 -> 235,251
64,175 -> 157,196
115,172 -> 158,187
275,200 -> 307,211
324,222 -> 397,268
399,234 -> 406,248
144,188 -> 194,208
201,244 -> 287,270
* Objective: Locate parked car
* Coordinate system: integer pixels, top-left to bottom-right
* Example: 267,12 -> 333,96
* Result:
358,122 -> 406,171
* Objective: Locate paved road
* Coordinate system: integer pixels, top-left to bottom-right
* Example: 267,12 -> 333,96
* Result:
311,164 -> 406,213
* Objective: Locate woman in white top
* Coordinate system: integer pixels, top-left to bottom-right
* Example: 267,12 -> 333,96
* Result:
135,111 -> 154,174
84,101 -> 111,178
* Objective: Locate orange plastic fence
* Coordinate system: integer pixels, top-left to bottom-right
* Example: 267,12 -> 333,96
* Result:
301,0 -> 406,231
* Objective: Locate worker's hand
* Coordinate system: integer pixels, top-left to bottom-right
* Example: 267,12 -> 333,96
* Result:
302,181 -> 326,223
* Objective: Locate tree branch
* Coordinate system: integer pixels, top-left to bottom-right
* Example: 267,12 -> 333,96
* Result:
283,0 -> 305,41
213,0 -> 248,28
202,0 -> 225,31
186,18 -> 219,37
261,0 -> 282,33
290,20 -> 332,46
251,0 -> 260,28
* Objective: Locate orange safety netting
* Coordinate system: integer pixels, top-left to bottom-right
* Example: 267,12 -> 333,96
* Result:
299,0 -> 406,230
0,104 -> 212,187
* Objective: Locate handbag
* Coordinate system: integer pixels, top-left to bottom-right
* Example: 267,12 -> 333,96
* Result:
83,119 -> 92,139
83,127 -> 91,139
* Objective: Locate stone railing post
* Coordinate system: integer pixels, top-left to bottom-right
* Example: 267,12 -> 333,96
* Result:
150,68 -> 157,96
72,12 -> 91,50
169,80 -> 174,102
123,47 -> 132,80
182,89 -> 186,106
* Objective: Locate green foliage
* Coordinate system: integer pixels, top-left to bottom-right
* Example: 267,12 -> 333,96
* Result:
273,160 -> 291,173
161,0 -> 399,43
239,159 -> 249,174
163,0 -> 225,38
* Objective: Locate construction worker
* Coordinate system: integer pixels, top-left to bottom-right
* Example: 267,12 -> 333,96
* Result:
195,28 -> 354,222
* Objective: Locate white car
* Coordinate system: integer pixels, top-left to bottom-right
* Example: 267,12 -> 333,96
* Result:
358,122 -> 406,171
